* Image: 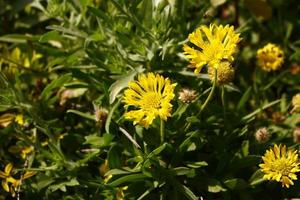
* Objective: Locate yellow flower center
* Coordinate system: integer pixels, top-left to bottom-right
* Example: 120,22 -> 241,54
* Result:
272,158 -> 292,176
141,92 -> 162,110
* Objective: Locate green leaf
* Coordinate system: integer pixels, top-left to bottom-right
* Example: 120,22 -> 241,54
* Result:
173,180 -> 198,200
242,99 -> 281,121
40,74 -> 72,101
109,66 -> 144,104
108,145 -> 123,169
249,169 -> 265,186
48,178 -> 79,192
39,30 -> 63,43
67,109 -> 95,121
84,133 -> 114,148
147,143 -> 168,158
186,161 -> 208,168
186,116 -> 200,123
108,173 -> 148,187
224,178 -> 248,190
0,34 -> 34,43
207,179 -> 227,193
237,87 -> 252,111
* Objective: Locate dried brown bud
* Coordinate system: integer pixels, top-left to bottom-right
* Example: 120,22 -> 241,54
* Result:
178,88 -> 198,104
255,127 -> 270,143
290,63 -> 300,75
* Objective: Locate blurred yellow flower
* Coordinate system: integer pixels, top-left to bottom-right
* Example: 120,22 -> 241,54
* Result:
0,163 -> 36,197
15,114 -> 24,126
8,145 -> 34,159
257,43 -> 284,71
123,73 -> 176,128
0,47 -> 42,70
183,23 -> 240,73
259,144 -> 300,188
292,93 -> 300,113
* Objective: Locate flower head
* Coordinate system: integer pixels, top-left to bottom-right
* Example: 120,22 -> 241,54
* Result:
257,43 -> 284,72
207,62 -> 235,85
259,144 -> 300,188
123,73 -> 176,128
183,23 -> 240,73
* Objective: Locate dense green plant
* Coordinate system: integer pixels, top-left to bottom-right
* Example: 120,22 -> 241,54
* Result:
0,0 -> 300,199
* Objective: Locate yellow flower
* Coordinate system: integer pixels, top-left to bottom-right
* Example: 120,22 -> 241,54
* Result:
183,23 -> 240,73
259,144 -> 300,188
257,43 -> 284,72
15,114 -> 24,126
291,93 -> 300,113
123,73 -> 176,128
0,163 -> 36,196
8,145 -> 34,159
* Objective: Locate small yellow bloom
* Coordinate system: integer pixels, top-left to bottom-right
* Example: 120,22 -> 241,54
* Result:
123,73 -> 176,128
257,43 -> 284,72
15,114 -> 24,126
259,144 -> 300,188
183,23 -> 240,73
292,93 -> 300,113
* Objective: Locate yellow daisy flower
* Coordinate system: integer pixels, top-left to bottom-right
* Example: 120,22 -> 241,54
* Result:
183,23 -> 240,73
123,73 -> 176,128
259,144 -> 300,188
257,43 -> 284,72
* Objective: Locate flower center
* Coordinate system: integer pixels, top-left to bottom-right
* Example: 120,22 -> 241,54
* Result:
141,92 -> 162,111
273,159 -> 292,176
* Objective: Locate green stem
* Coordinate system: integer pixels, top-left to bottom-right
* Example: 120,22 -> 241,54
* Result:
184,68 -> 217,132
160,119 -> 164,144
221,86 -> 226,116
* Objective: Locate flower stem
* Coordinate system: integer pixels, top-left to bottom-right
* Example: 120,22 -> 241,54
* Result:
184,68 -> 217,132
160,119 -> 164,144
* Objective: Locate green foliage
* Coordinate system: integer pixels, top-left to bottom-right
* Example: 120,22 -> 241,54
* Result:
0,0 -> 300,199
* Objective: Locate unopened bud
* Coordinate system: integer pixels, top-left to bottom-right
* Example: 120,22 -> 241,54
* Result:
208,62 -> 235,85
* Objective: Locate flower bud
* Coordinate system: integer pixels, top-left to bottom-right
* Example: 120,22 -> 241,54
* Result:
208,62 -> 235,85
